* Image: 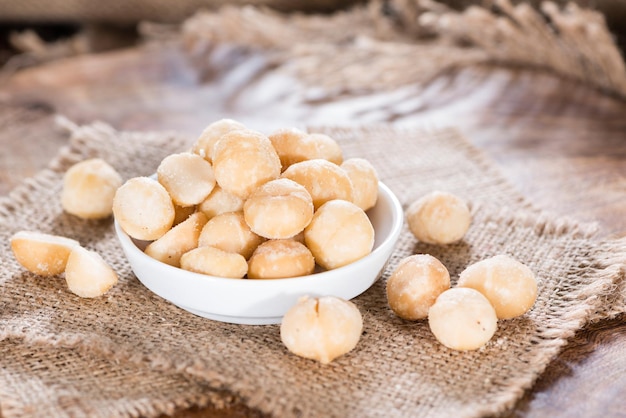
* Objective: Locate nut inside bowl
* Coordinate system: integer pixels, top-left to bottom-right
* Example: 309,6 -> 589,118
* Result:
114,182 -> 403,325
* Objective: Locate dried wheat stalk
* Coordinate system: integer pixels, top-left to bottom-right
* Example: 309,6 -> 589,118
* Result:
181,0 -> 626,100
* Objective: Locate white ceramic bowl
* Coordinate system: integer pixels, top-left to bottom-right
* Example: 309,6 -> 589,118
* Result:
115,182 -> 403,325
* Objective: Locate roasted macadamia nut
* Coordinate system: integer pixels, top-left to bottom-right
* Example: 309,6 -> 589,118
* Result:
198,185 -> 244,219
10,231 -> 80,276
180,246 -> 247,279
212,129 -> 281,199
386,254 -> 450,320
65,246 -> 118,297
157,152 -> 216,207
406,191 -> 471,245
457,254 -> 538,319
61,158 -> 123,219
244,178 -> 313,239
304,199 -> 374,270
144,212 -> 208,267
269,129 -> 343,170
198,211 -> 264,259
248,240 -> 315,279
192,118 -> 246,162
113,177 -> 175,241
280,296 -> 363,364
282,159 -> 353,210
341,158 -> 378,211
428,287 -> 497,351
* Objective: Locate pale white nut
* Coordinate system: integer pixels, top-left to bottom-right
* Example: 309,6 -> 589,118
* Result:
457,254 -> 538,319
428,287 -> 497,351
280,296 -> 363,364
198,185 -> 244,219
341,158 -> 379,211
144,212 -> 208,267
113,177 -> 175,241
191,118 -> 246,162
10,231 -> 80,276
248,239 -> 315,279
269,129 -> 343,170
65,246 -> 118,297
198,211 -> 264,259
406,191 -> 471,245
157,152 -> 216,207
386,254 -> 450,320
212,129 -> 281,199
244,178 -> 313,239
61,158 -> 123,219
304,199 -> 374,270
180,246 -> 247,279
282,159 -> 353,210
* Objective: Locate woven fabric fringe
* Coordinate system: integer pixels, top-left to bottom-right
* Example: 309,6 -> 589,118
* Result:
0,121 -> 624,417
182,0 -> 626,100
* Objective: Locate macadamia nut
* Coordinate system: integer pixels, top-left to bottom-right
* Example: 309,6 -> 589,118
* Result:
244,178 -> 313,239
198,211 -> 264,259
280,296 -> 363,364
157,152 -> 216,207
212,129 -> 281,199
180,246 -> 248,279
198,185 -> 244,219
304,199 -> 374,270
341,158 -> 378,211
144,212 -> 208,267
386,254 -> 450,320
65,246 -> 118,297
10,231 -> 80,276
406,191 -> 471,245
269,129 -> 343,170
282,159 -> 353,210
113,177 -> 175,241
428,287 -> 497,351
457,254 -> 538,319
248,240 -> 315,279
192,118 -> 246,162
61,158 -> 123,219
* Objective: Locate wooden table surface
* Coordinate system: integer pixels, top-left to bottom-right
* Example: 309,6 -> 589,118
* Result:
1,42 -> 625,417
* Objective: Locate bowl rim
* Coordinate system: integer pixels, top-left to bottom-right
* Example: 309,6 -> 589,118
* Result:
114,181 -> 404,287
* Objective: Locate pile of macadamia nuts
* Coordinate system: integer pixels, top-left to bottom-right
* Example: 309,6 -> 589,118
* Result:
387,190 -> 538,351
113,119 -> 380,280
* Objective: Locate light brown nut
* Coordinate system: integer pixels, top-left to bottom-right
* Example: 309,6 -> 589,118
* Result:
280,296 -> 363,364
269,129 -> 343,170
65,246 -> 118,297
282,159 -> 353,210
113,177 -> 175,241
248,240 -> 315,279
457,254 -> 538,319
386,254 -> 450,320
157,152 -> 216,207
406,191 -> 471,245
243,178 -> 314,239
304,199 -> 374,270
10,231 -> 80,276
428,287 -> 498,351
198,185 -> 244,220
144,212 -> 208,267
61,158 -> 123,219
198,211 -> 264,259
341,158 -> 379,211
191,118 -> 246,163
212,129 -> 281,199
180,246 -> 247,279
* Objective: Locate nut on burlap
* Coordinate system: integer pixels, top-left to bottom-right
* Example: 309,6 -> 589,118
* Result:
0,123 -> 624,418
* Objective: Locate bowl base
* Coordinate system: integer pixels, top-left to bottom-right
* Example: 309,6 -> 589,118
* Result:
181,305 -> 282,325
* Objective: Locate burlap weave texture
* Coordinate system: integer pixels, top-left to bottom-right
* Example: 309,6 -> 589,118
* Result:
0,122 -> 624,417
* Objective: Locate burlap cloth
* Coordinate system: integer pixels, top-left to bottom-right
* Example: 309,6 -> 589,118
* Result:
1,122 -> 624,417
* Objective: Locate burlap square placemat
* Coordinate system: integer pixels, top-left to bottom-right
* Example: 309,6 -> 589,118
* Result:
1,122 -> 624,417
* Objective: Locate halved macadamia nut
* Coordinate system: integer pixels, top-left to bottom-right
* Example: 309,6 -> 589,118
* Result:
248,240 -> 315,279
198,211 -> 264,259
144,212 -> 208,267
180,246 -> 248,279
157,152 -> 216,207
10,231 -> 80,276
65,246 -> 118,298
198,185 -> 244,220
